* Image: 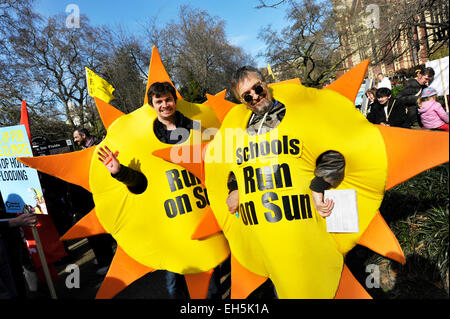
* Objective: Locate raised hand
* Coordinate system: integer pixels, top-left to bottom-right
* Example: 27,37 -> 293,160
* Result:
98,145 -> 120,175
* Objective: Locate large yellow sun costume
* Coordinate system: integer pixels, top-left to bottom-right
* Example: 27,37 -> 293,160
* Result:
19,47 -> 448,299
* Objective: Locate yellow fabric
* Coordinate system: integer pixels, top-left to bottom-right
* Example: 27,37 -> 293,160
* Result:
89,104 -> 229,274
85,67 -> 115,103
204,83 -> 387,298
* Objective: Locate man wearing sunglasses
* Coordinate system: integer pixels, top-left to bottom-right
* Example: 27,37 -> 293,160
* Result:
226,66 -> 345,219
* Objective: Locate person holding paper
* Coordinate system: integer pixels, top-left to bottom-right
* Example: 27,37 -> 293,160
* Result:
226,66 -> 345,218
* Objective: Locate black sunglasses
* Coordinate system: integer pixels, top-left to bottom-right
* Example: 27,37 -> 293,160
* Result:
243,85 -> 264,103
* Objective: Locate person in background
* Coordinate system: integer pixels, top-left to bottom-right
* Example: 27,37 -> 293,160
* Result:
365,87 -> 377,114
396,66 -> 435,127
418,87 -> 449,132
73,128 -> 97,149
70,128 -> 115,276
367,87 -> 409,128
0,208 -> 37,299
376,73 -> 392,90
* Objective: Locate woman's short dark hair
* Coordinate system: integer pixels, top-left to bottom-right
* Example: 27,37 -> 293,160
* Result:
147,82 -> 177,106
415,65 -> 435,77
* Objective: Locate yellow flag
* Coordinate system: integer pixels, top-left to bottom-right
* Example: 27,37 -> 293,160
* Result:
85,67 -> 115,103
267,63 -> 277,81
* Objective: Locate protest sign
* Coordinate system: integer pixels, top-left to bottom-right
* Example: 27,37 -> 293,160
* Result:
0,125 -> 48,214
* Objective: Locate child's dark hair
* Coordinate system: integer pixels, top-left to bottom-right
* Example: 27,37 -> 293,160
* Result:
147,82 -> 177,106
376,87 -> 391,98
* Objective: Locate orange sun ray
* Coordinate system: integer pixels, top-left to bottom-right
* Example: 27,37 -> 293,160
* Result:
94,97 -> 125,130
325,59 -> 370,103
144,46 -> 183,105
230,255 -> 268,299
377,125 -> 449,190
334,264 -> 372,299
152,143 -> 209,184
184,270 -> 214,299
18,147 -> 95,192
96,246 -> 155,299
205,90 -> 235,124
357,211 -> 406,264
191,207 -> 222,240
60,209 -> 107,241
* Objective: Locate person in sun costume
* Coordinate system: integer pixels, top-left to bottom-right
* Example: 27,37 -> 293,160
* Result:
152,59 -> 449,299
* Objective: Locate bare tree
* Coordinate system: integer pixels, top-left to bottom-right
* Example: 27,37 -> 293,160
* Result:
102,36 -> 149,113
373,0 -> 448,64
143,5 -> 253,102
8,13 -> 113,131
258,0 -> 358,87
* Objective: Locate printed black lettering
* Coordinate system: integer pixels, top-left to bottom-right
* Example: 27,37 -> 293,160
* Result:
289,139 -> 300,155
245,201 -> 258,225
283,135 -> 289,154
239,203 -> 248,225
166,169 -> 183,192
236,148 -> 243,165
175,194 -> 192,215
284,195 -> 301,220
243,166 -> 255,194
273,163 -> 292,188
255,166 -> 274,191
181,169 -> 198,188
300,194 -> 313,218
249,141 -> 259,159
271,139 -> 282,155
262,192 -> 282,223
243,147 -> 249,162
164,198 -> 178,218
260,141 -> 270,156
193,186 -> 207,209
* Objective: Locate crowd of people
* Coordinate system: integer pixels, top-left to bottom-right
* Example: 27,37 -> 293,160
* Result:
364,66 -> 449,131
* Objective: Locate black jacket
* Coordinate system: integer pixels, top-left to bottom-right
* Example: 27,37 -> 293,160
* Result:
153,111 -> 196,144
367,99 -> 409,128
396,78 -> 424,108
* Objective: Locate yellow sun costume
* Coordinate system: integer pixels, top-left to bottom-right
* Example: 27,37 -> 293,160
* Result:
154,60 -> 449,298
19,47 -> 230,299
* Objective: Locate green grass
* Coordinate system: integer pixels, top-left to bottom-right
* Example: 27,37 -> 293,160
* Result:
346,164 -> 449,299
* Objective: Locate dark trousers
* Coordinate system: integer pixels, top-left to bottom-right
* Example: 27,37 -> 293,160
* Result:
0,239 -> 17,299
87,234 -> 115,267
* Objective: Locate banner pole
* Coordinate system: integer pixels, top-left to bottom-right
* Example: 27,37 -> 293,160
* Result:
438,58 -> 449,112
31,226 -> 57,299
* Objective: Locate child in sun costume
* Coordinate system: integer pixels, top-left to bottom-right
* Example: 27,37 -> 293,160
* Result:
19,48 -> 448,299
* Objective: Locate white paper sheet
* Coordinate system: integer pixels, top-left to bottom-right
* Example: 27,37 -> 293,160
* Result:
324,189 -> 359,233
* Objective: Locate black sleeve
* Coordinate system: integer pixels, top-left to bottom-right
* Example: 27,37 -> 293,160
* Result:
309,151 -> 345,193
227,172 -> 238,194
112,165 -> 148,194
